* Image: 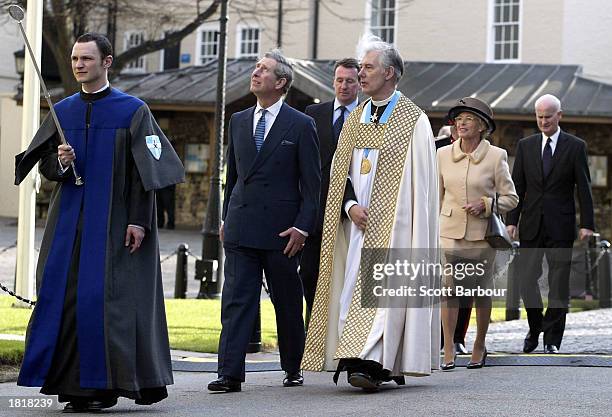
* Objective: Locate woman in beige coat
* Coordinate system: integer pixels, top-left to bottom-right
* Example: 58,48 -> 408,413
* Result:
438,98 -> 518,370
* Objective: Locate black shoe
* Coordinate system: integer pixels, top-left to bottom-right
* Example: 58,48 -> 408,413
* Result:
208,376 -> 242,392
523,331 -> 540,353
62,402 -> 89,413
466,348 -> 488,369
440,361 -> 455,371
347,372 -> 381,392
283,370 -> 304,387
62,398 -> 117,413
454,342 -> 469,355
544,344 -> 559,354
441,352 -> 457,371
87,398 -> 118,411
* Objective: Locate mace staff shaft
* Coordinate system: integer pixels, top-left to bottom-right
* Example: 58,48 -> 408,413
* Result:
9,4 -> 84,186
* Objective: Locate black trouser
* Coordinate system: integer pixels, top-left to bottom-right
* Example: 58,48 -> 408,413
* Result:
299,234 -> 322,317
519,224 -> 573,348
218,244 -> 305,381
156,186 -> 175,228
41,218 -> 166,404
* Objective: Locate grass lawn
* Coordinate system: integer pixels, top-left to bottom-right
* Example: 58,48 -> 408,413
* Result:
0,340 -> 24,365
164,299 -> 278,352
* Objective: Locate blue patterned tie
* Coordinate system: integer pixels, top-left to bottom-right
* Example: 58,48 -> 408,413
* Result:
542,137 -> 552,177
254,109 -> 267,151
333,106 -> 346,142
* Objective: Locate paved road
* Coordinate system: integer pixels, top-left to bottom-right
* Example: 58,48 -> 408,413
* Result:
1,367 -> 610,416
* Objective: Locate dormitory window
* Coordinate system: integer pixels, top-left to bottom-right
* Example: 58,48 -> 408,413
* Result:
370,0 -> 396,44
124,31 -> 145,71
199,29 -> 220,64
492,0 -> 520,61
239,28 -> 259,58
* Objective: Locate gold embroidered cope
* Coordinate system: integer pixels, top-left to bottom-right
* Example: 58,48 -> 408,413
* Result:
302,95 -> 423,371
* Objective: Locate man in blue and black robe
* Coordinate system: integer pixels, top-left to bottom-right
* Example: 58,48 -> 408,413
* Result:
14,33 -> 184,412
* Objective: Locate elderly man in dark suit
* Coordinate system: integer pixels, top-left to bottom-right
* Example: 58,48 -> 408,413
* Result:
507,94 -> 594,354
300,58 -> 360,319
208,50 -> 321,392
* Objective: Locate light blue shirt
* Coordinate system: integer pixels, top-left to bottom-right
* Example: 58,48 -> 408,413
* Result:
333,98 -> 359,124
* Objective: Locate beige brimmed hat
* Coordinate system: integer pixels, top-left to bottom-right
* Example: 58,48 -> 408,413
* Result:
447,97 -> 496,134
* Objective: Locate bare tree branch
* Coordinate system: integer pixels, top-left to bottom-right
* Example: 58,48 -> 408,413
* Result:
111,0 -> 221,74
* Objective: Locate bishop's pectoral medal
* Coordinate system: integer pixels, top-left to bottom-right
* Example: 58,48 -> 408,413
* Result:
360,148 -> 372,175
360,158 -> 371,174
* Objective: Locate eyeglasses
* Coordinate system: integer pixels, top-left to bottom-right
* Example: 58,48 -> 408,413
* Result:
454,115 -> 476,124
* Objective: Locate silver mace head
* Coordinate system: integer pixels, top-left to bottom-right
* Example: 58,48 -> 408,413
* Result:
8,4 -> 25,22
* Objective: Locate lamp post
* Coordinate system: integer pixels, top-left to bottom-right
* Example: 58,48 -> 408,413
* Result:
195,0 -> 229,299
14,48 -> 25,78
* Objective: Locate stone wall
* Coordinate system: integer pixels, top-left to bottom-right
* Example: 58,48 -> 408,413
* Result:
160,111 -> 213,229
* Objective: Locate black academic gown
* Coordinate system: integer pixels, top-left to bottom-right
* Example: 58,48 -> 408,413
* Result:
15,87 -> 185,404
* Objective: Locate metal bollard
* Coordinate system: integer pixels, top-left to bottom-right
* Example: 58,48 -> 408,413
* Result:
505,241 -> 521,321
195,258 -> 219,299
599,240 -> 612,308
174,243 -> 188,299
584,233 -> 600,298
246,303 -> 262,353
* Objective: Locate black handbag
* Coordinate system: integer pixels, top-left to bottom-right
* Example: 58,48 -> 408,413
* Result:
485,194 -> 512,249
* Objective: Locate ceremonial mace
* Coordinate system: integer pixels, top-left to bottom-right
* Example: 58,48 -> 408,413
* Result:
8,4 -> 84,186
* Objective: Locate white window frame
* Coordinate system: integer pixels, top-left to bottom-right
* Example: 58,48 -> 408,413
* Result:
195,22 -> 221,65
364,0 -> 398,45
487,0 -> 522,63
159,34 -> 165,71
236,24 -> 260,59
123,30 -> 146,73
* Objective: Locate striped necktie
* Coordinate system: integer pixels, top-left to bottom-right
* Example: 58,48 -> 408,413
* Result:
333,106 -> 346,142
254,109 -> 267,152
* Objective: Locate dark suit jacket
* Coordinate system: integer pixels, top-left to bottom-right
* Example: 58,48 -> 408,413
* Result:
304,101 -> 340,235
222,102 -> 321,250
435,136 -> 452,150
506,130 -> 594,241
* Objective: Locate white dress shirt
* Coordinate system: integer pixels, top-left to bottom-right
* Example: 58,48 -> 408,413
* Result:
253,97 -> 284,140
541,127 -> 560,156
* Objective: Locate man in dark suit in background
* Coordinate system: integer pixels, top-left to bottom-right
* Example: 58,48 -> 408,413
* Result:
507,94 -> 594,354
208,50 -> 321,392
300,58 -> 360,320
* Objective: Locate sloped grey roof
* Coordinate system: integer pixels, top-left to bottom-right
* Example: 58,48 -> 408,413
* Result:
112,59 -> 612,118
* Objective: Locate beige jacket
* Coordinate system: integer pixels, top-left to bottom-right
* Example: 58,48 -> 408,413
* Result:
437,139 -> 518,241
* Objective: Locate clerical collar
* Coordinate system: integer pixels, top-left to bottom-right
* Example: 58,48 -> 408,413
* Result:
371,90 -> 396,107
80,81 -> 112,101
